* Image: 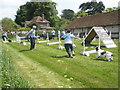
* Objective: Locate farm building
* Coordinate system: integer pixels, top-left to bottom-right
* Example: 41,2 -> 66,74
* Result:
65,10 -> 120,39
25,14 -> 51,29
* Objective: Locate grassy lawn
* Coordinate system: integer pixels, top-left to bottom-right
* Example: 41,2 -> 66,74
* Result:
1,37 -> 118,88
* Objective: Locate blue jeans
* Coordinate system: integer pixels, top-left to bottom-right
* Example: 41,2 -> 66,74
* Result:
64,44 -> 74,57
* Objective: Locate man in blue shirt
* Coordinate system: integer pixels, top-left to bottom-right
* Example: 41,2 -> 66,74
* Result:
62,30 -> 80,58
26,25 -> 36,50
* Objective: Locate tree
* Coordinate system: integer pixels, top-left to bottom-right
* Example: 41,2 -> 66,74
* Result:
55,18 -> 71,30
103,7 -> 120,12
15,2 -> 59,27
2,18 -> 20,31
61,9 -> 75,21
74,10 -> 88,18
79,1 -> 105,15
15,5 -> 26,27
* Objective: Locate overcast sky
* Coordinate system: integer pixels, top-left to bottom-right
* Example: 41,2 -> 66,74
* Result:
0,0 -> 120,20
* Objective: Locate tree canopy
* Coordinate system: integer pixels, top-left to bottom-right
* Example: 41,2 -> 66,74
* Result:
61,9 -> 75,21
74,10 -> 88,18
55,18 -> 71,30
15,2 -> 59,27
103,7 -> 120,12
2,18 -> 20,31
79,1 -> 105,15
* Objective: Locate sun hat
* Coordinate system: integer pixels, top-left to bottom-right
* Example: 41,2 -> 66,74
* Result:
33,25 -> 36,28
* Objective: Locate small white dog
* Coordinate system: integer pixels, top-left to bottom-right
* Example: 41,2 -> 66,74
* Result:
96,46 -> 113,61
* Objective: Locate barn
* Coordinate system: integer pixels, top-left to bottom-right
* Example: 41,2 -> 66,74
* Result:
65,10 -> 120,39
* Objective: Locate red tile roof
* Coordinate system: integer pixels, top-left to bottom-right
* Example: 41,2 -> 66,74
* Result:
65,10 -> 120,29
25,16 -> 49,25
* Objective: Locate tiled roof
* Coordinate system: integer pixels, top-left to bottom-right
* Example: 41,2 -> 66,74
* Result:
25,16 -> 49,25
65,10 -> 120,29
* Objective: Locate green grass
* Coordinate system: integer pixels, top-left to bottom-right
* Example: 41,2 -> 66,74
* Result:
1,37 -> 118,88
1,44 -> 31,88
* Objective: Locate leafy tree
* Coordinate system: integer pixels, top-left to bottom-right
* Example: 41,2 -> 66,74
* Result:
61,9 -> 75,21
15,5 -> 27,27
74,10 -> 88,18
103,7 -> 120,12
2,18 -> 20,31
15,2 -> 59,27
79,1 -> 105,15
55,18 -> 71,30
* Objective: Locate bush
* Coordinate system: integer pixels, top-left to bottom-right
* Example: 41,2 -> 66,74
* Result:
18,27 -> 31,31
2,18 -> 20,31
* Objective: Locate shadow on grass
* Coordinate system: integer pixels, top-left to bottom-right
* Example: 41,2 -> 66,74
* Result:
94,58 -> 109,62
82,44 -> 105,48
51,55 -> 68,58
19,49 -> 31,52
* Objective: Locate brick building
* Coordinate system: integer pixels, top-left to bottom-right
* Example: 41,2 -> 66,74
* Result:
25,14 -> 51,29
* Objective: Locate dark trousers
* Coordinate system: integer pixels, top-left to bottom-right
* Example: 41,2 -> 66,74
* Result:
64,44 -> 74,57
2,36 -> 7,41
52,35 -> 55,40
30,37 -> 35,50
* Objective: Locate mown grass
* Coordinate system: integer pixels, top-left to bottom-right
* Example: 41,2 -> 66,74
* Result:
1,37 -> 119,88
1,41 -> 31,88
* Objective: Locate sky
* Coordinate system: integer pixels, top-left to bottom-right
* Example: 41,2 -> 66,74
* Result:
0,0 -> 120,20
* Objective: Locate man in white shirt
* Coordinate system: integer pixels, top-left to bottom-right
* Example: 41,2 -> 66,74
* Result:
26,25 -> 36,50
62,30 -> 80,58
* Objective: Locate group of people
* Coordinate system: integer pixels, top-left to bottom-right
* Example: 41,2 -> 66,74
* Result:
26,25 -> 80,58
2,25 -> 80,58
41,30 -> 55,40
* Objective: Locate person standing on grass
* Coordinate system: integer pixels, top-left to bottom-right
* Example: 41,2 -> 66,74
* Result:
42,30 -> 46,40
62,30 -> 80,58
51,30 -> 55,40
26,25 -> 36,50
2,32 -> 8,42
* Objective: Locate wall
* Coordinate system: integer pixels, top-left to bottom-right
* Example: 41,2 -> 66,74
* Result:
73,27 -> 91,37
105,25 -> 119,39
72,25 -> 119,39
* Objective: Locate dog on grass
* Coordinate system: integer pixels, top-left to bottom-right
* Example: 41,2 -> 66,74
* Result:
95,46 -> 113,61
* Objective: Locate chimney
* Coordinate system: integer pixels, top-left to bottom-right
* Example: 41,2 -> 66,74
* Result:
91,0 -> 97,2
42,14 -> 45,20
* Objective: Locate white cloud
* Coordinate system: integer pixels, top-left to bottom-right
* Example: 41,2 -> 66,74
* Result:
54,0 -> 120,15
0,0 -> 28,7
0,0 -> 29,20
0,8 -> 17,20
0,0 -> 119,20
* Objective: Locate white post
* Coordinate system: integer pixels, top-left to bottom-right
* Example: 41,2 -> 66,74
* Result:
16,35 -> 20,42
77,32 -> 80,37
83,36 -> 85,52
85,32 -> 87,38
46,33 -> 49,41
58,31 -> 61,47
109,31 -> 111,38
98,35 -> 101,50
